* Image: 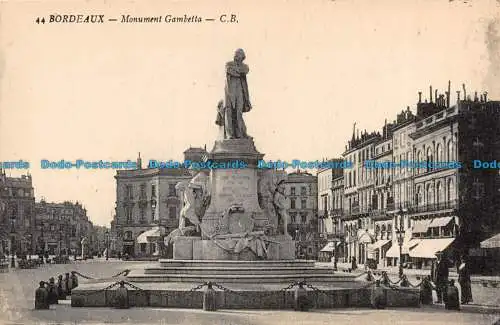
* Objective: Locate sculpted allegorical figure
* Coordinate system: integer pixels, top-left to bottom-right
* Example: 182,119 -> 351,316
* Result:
223,48 -> 252,139
165,173 -> 211,245
272,180 -> 290,236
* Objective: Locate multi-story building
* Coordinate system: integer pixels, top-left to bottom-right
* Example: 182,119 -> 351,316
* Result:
0,171 -> 35,257
34,200 -> 93,256
112,151 -> 202,258
337,85 -> 500,271
396,90 -> 500,270
317,160 -> 344,262
284,170 -> 318,259
342,129 -> 383,266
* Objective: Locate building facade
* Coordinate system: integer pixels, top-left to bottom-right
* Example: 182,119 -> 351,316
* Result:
284,171 -> 318,259
34,200 -> 94,256
335,86 -> 500,270
317,161 -> 344,262
111,151 -> 203,258
0,172 -> 35,257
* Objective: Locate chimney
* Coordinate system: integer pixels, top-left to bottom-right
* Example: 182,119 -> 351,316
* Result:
435,89 -> 438,104
462,83 -> 467,100
137,152 -> 142,169
418,91 -> 422,103
430,86 -> 433,103
456,90 -> 461,102
447,80 -> 451,107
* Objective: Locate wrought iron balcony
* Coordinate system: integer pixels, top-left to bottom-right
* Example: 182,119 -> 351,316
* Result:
330,209 -> 343,217
410,200 -> 457,213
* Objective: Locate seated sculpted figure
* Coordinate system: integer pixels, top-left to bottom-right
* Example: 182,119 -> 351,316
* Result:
165,172 -> 210,245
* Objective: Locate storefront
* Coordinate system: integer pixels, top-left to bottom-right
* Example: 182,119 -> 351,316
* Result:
367,239 -> 391,268
409,237 -> 455,269
319,242 -> 337,262
136,226 -> 161,257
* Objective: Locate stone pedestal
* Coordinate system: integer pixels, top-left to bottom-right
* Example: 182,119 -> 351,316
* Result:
173,236 -> 295,260
201,138 -> 267,239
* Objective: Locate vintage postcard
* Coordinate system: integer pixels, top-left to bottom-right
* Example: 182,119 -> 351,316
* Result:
0,0 -> 500,324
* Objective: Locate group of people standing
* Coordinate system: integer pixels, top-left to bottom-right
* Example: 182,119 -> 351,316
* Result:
432,252 -> 473,305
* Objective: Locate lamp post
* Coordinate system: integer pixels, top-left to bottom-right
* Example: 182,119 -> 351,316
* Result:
27,234 -> 32,260
10,218 -> 15,268
396,208 -> 405,279
295,229 -> 300,258
105,230 -> 109,261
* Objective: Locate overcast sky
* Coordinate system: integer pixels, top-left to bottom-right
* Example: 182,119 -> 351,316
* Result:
1,0 -> 499,226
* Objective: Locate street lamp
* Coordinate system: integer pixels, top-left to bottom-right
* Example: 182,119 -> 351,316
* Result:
10,218 -> 15,268
295,229 -> 300,258
396,208 -> 405,279
27,234 -> 32,260
105,230 -> 109,261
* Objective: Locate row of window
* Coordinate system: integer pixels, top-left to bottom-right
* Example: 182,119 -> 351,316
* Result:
124,183 -> 177,199
289,213 -> 308,224
124,206 -> 177,223
289,198 -> 308,210
2,188 -> 33,198
289,186 -> 309,196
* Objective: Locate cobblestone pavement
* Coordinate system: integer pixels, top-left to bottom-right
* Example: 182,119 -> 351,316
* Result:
0,259 -> 499,325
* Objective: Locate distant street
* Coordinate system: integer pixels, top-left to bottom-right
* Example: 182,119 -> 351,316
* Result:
0,259 -> 499,325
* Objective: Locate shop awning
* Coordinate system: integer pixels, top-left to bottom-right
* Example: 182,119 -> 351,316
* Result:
430,216 -> 454,228
357,229 -> 375,244
412,219 -> 432,233
368,239 -> 391,251
136,227 -> 161,244
320,242 -> 338,252
409,238 -> 455,258
480,233 -> 500,249
402,239 -> 421,254
385,238 -> 420,258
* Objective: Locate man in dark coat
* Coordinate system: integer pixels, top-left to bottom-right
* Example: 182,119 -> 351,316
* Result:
458,255 -> 473,304
435,252 -> 449,304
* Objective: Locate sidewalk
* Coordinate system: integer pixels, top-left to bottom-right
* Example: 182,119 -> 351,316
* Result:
328,262 -> 500,283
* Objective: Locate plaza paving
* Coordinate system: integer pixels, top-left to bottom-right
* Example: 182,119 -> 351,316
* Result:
0,259 -> 499,325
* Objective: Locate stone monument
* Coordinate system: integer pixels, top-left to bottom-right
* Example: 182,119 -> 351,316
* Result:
71,50 -> 412,310
170,48 -> 294,261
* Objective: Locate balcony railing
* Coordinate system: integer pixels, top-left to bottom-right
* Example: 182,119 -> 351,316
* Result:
330,209 -> 343,217
411,200 -> 457,213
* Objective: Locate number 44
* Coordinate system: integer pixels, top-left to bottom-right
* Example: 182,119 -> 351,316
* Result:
36,17 -> 46,24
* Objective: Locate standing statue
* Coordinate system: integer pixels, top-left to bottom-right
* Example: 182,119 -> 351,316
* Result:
272,180 -> 290,236
219,48 -> 252,139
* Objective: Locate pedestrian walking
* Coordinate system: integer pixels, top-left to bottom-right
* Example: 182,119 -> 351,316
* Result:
47,277 -> 58,304
65,273 -> 72,296
435,251 -> 449,304
57,275 -> 66,300
458,255 -> 473,304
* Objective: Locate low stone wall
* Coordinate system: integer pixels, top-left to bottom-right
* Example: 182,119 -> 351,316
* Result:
71,286 -> 420,309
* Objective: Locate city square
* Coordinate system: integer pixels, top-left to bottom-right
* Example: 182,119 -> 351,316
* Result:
1,0 -> 500,324
0,259 -> 500,325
